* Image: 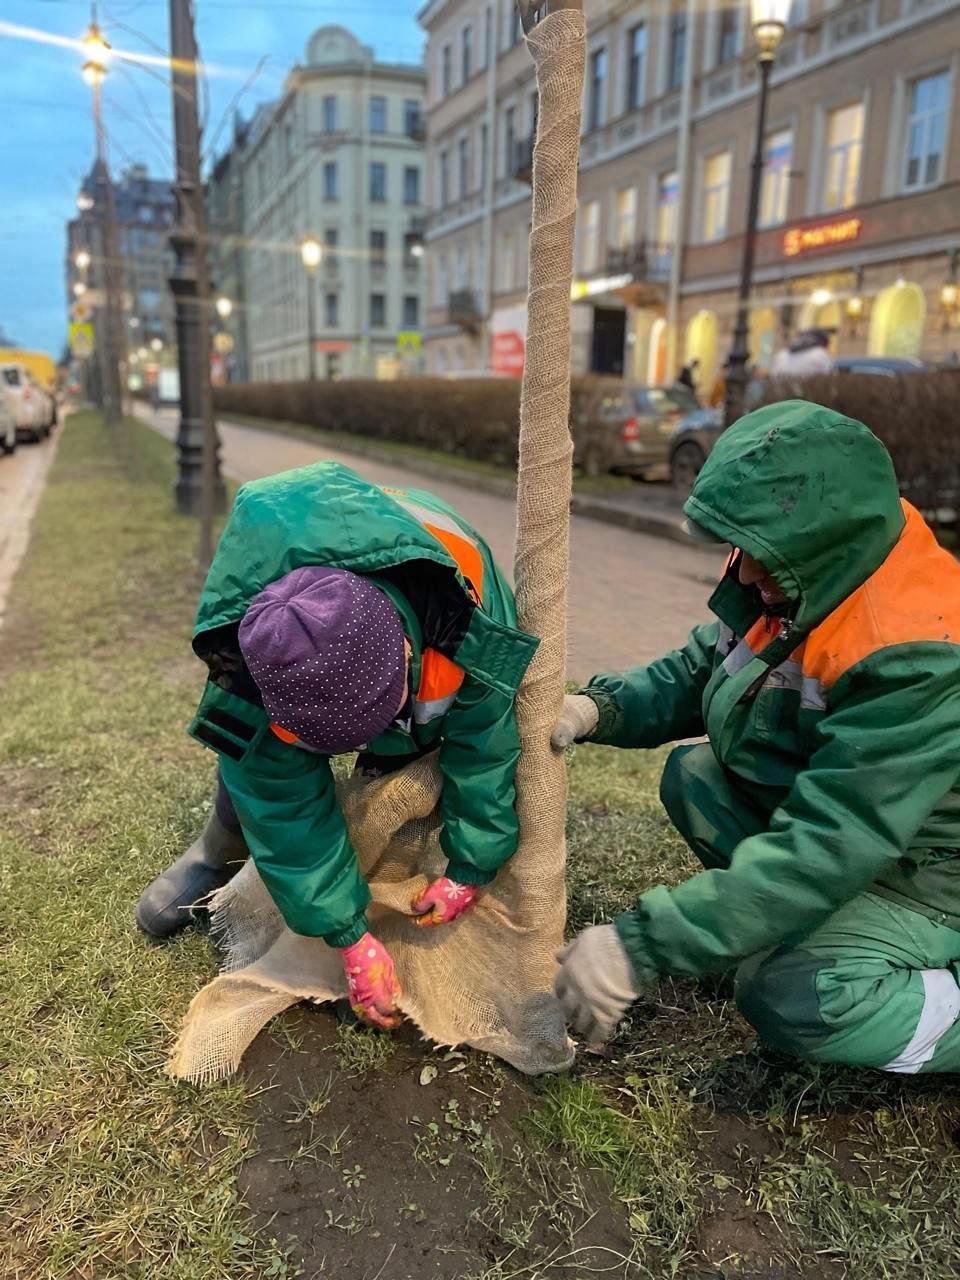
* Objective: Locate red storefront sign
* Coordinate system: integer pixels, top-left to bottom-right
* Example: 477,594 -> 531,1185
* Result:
783,216 -> 863,257
491,330 -> 525,376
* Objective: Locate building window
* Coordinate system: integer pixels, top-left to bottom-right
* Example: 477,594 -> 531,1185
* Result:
403,166 -> 420,206
823,102 -> 864,210
497,231 -> 515,290
657,170 -> 679,247
369,95 -> 387,134
285,120 -> 296,161
441,44 -> 452,96
760,128 -> 792,226
458,136 -> 470,198
483,6 -> 493,68
480,122 -> 489,188
626,24 -> 646,110
404,99 -> 421,137
370,162 -> 387,202
461,25 -> 473,83
716,6 -> 739,65
439,149 -> 450,205
323,162 -> 338,202
504,106 -> 516,177
324,292 -> 339,327
322,95 -> 337,134
614,188 -> 637,249
903,71 -> 949,190
370,294 -> 386,328
369,229 -> 387,268
579,199 -> 600,272
702,150 -> 731,242
435,253 -> 448,305
403,295 -> 420,328
668,10 -> 687,91
588,48 -> 607,131
324,227 -> 338,265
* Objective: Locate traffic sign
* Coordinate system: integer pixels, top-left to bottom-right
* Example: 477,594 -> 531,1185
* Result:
71,299 -> 93,323
69,321 -> 95,358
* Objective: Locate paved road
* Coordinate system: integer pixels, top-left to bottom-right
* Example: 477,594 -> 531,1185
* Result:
141,408 -> 721,681
0,431 -> 59,628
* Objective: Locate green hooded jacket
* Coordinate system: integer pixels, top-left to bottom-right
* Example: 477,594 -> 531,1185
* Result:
585,401 -> 960,984
187,462 -> 538,947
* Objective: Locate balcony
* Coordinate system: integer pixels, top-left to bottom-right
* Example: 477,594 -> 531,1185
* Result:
448,289 -> 482,334
606,240 -> 672,285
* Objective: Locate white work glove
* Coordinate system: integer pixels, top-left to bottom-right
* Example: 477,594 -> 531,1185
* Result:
554,924 -> 642,1045
551,693 -> 599,751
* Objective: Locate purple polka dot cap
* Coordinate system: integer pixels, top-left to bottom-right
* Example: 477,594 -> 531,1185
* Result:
238,566 -> 407,754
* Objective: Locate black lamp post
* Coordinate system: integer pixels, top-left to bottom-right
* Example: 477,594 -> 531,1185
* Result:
723,0 -> 790,428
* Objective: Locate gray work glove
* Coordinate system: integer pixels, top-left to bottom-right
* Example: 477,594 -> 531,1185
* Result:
551,693 -> 599,751
554,924 -> 642,1045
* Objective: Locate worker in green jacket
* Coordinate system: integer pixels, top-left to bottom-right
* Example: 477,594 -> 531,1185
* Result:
553,400 -> 960,1073
137,461 -> 537,1028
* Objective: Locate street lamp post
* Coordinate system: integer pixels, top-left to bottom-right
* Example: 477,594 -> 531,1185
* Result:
168,0 -> 225,566
723,0 -> 790,429
300,236 -> 322,381
82,13 -> 125,426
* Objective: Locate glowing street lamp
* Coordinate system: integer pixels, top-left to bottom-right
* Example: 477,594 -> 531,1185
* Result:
723,0 -> 791,427
150,337 -> 163,352
215,295 -> 233,320
299,236 -> 323,274
82,21 -> 111,86
77,192 -> 94,212
73,281 -> 88,297
75,249 -> 91,271
299,237 -> 322,380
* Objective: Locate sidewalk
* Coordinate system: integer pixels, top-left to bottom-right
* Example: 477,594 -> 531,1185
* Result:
140,403 -> 690,545
136,404 -> 720,680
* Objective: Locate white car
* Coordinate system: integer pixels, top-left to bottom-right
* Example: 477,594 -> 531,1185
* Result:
0,379 -> 15,455
2,363 -> 50,443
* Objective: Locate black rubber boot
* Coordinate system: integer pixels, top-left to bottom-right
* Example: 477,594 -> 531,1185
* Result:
136,810 -> 249,940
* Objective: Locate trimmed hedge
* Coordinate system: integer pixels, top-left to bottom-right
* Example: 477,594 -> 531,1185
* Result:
212,376 -> 627,474
752,370 -> 960,518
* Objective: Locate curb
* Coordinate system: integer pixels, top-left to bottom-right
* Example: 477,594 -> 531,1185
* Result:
218,416 -> 689,547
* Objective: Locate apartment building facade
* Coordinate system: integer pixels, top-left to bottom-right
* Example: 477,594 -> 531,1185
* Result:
241,26 -> 427,382
66,163 -> 177,370
419,0 -> 960,392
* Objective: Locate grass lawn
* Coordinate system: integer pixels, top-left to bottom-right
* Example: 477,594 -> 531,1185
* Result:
2,411 -> 960,1279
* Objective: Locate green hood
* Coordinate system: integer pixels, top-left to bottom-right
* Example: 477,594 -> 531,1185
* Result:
683,400 -> 905,639
195,461 -> 471,638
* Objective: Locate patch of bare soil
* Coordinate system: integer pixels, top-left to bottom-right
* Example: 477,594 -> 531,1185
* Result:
238,1007 -> 635,1280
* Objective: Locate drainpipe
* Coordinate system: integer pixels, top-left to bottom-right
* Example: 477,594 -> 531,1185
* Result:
665,0 -> 697,381
480,0 -> 502,369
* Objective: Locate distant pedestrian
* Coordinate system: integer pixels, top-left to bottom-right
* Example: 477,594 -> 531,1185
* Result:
676,358 -> 700,393
771,328 -> 835,378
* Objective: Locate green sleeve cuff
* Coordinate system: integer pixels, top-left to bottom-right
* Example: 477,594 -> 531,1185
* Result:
580,687 -> 619,742
613,910 -> 660,988
444,860 -> 497,887
323,912 -> 370,949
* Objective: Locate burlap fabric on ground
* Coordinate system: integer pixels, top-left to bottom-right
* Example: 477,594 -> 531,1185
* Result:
167,9 -> 586,1083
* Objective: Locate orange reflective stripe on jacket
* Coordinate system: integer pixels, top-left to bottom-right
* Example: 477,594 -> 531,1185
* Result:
392,493 -> 487,723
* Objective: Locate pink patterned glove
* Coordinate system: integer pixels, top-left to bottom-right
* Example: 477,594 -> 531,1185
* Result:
339,932 -> 402,1029
411,876 -> 480,927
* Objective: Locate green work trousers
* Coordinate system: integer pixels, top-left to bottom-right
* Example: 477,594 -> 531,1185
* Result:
660,743 -> 960,1073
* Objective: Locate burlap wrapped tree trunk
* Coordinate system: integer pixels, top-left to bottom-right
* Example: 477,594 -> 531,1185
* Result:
168,7 -> 586,1082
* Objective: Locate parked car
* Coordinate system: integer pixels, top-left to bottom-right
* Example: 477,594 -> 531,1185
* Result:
2,363 -> 50,443
0,379 -> 16,455
576,383 -> 701,480
669,356 -> 931,496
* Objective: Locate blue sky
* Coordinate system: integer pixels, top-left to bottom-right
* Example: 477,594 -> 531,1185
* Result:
0,0 -> 424,355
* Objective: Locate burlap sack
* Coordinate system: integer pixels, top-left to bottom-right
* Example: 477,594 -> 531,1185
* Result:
167,9 -> 586,1083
